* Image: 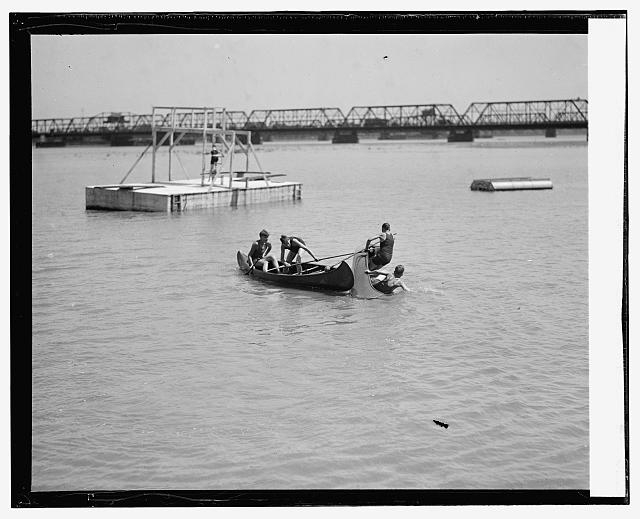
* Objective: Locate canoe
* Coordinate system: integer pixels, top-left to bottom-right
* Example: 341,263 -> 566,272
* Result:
237,251 -> 354,292
350,249 -> 387,299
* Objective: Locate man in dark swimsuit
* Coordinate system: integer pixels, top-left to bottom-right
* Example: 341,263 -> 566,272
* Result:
366,222 -> 394,270
209,144 -> 221,183
280,235 -> 318,274
366,265 -> 411,293
247,229 -> 280,272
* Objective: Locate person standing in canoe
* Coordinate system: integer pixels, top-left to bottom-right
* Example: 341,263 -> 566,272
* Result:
247,229 -> 280,272
280,235 -> 318,273
366,265 -> 411,293
366,222 -> 394,270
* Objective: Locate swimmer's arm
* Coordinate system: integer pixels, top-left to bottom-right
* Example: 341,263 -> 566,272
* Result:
365,233 -> 384,249
398,280 -> 411,292
365,269 -> 389,276
291,239 -> 317,261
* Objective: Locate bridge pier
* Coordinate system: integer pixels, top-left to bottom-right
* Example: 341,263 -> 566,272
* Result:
474,129 -> 493,139
447,128 -> 474,142
110,133 -> 135,146
34,136 -> 66,148
35,132 -> 69,147
332,129 -> 359,144
545,128 -> 557,138
379,130 -> 408,140
236,132 -> 262,145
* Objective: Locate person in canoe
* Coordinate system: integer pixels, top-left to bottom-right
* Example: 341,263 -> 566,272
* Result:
366,222 -> 394,270
280,235 -> 318,273
366,264 -> 411,293
247,229 -> 280,272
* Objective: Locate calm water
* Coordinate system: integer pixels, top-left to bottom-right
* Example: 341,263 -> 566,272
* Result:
32,136 -> 588,490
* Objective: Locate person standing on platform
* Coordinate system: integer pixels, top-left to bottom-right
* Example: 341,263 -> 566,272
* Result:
366,222 -> 394,270
209,144 -> 221,183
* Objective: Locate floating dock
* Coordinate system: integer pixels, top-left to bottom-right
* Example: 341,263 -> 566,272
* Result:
85,105 -> 302,212
470,177 -> 553,191
86,175 -> 302,212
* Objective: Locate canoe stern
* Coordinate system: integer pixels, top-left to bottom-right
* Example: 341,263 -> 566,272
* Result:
350,250 -> 385,299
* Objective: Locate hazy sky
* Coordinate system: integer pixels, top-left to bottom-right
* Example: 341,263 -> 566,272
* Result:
31,34 -> 587,119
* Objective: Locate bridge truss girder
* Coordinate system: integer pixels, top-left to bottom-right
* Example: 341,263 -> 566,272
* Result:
461,99 -> 588,127
245,107 -> 346,129
32,110 -> 250,137
343,104 -> 464,128
32,99 -> 589,137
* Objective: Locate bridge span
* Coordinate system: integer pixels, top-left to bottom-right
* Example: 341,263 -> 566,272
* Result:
32,98 -> 587,146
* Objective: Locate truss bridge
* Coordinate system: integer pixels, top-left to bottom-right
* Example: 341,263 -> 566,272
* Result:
32,98 -> 588,146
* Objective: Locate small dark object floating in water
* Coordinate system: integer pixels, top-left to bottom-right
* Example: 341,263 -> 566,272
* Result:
470,177 -> 553,191
433,420 -> 449,429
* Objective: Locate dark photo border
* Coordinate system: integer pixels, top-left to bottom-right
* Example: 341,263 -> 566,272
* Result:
11,10 -> 629,507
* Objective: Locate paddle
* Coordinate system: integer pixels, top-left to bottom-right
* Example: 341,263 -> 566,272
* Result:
297,265 -> 326,275
245,255 -> 269,275
246,257 -> 279,274
259,261 -> 295,274
247,258 -> 285,274
312,250 -> 365,263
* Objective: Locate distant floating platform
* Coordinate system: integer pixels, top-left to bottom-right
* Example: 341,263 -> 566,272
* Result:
86,175 -> 302,212
470,177 -> 553,192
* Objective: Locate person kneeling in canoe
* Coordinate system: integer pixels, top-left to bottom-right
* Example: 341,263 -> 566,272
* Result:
248,229 -> 280,272
366,265 -> 411,294
280,235 -> 318,274
366,222 -> 394,270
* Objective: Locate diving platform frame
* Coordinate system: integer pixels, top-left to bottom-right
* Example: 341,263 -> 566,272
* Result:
85,105 -> 302,212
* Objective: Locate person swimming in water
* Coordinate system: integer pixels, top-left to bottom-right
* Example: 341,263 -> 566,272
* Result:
366,264 -> 410,293
366,222 -> 394,270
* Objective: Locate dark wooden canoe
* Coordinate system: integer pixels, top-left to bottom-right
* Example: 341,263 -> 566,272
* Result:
237,251 -> 354,292
350,249 -> 386,298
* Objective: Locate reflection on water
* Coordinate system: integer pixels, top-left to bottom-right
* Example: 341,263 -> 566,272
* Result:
32,137 -> 588,490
